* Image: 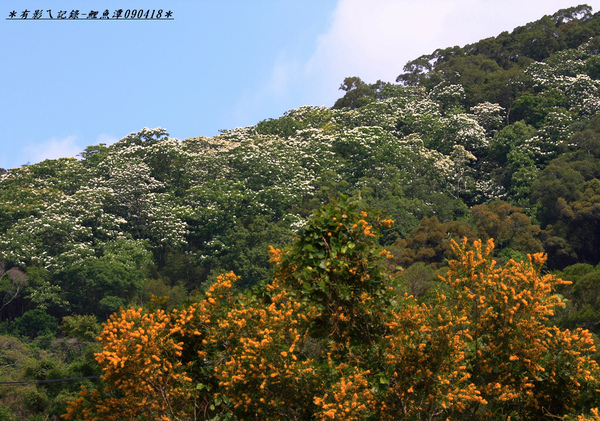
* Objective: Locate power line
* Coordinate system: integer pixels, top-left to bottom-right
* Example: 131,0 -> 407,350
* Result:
0,375 -> 101,386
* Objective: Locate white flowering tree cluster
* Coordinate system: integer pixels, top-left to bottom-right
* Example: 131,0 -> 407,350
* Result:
0,6 -> 599,327
0,8 -> 599,420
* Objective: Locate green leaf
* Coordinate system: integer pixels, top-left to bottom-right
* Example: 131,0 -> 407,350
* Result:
319,280 -> 329,294
303,244 -> 314,252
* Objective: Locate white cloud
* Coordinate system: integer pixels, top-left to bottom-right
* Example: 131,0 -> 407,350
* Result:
230,51 -> 301,126
22,135 -> 83,164
300,0 -> 590,107
307,0 -> 454,80
266,53 -> 300,98
229,0 -> 594,125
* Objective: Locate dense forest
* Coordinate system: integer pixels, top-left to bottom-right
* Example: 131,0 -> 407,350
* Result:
1,4 -> 600,419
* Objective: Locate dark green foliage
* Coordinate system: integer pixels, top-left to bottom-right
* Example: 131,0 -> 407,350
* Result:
1,6 -> 600,417
23,388 -> 50,414
554,262 -> 600,335
153,249 -> 205,293
216,215 -> 295,289
392,201 -> 542,270
333,76 -> 377,109
526,117 -> 600,267
570,114 -> 600,157
489,121 -> 536,165
10,309 -> 58,339
59,315 -> 101,343
79,144 -> 109,169
140,277 -> 187,309
392,216 -> 476,269
393,261 -> 438,299
58,256 -> 144,318
256,116 -> 307,137
275,195 -> 393,346
257,105 -> 334,136
539,179 -> 600,267
396,5 -> 599,112
585,54 -> 600,78
112,127 -> 169,150
0,7 -> 597,307
356,172 -> 427,243
471,200 -> 543,252
0,404 -> 17,421
24,158 -> 86,196
434,54 -> 502,107
332,77 -> 397,109
532,159 -> 587,225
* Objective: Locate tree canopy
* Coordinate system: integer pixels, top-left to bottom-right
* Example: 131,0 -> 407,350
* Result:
0,4 -> 600,420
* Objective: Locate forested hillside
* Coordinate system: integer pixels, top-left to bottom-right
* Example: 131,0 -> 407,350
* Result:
1,4 -> 600,420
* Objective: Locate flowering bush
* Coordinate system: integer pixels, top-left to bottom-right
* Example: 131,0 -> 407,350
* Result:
64,199 -> 600,421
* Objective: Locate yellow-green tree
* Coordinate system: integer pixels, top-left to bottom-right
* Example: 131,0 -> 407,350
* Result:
442,238 -> 599,419
63,198 -> 600,421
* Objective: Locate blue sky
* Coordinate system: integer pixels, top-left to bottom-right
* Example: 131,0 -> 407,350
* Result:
1,0 -> 596,169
